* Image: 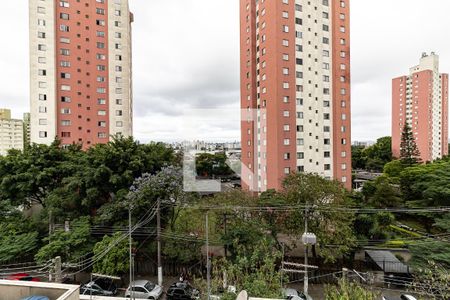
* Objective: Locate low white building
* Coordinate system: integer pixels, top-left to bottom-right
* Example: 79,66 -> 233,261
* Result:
0,109 -> 24,156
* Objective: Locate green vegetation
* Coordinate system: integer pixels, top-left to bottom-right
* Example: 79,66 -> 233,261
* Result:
195,152 -> 233,178
325,279 -> 379,300
352,136 -> 392,171
399,123 -> 422,165
0,134 -> 448,288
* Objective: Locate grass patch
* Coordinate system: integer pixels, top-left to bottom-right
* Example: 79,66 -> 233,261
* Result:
389,225 -> 422,238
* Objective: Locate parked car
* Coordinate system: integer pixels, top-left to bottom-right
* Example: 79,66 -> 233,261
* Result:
125,280 -> 163,299
6,273 -> 40,282
21,297 -> 50,300
283,288 -> 313,300
80,278 -> 118,296
166,281 -> 200,300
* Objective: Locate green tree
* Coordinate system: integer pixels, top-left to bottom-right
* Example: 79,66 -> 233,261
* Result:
219,238 -> 285,298
0,140 -> 82,208
0,204 -> 39,263
93,232 -> 131,276
66,137 -> 176,221
367,176 -> 403,208
195,152 -> 233,178
325,279 -> 379,300
162,208 -> 217,263
400,123 -> 422,166
351,146 -> 367,170
35,216 -> 92,263
353,212 -> 395,242
411,261 -> 450,299
383,160 -> 404,179
352,137 -> 392,171
281,173 -> 356,262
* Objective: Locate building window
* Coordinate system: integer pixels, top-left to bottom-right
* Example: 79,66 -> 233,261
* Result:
60,13 -> 69,20
98,110 -> 106,116
283,139 -> 290,146
61,120 -> 71,126
284,167 -> 291,174
61,108 -> 71,114
39,119 -> 47,125
116,110 -> 123,116
60,48 -> 70,55
39,131 -> 47,138
60,25 -> 70,32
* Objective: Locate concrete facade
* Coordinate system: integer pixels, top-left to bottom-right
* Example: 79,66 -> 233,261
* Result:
0,109 -> 24,156
0,280 -> 79,300
240,0 -> 352,191
392,52 -> 449,162
29,0 -> 133,148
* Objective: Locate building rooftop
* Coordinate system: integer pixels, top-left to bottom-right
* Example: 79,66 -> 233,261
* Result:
0,280 -> 79,300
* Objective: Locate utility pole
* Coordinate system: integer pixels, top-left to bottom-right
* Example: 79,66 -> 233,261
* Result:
157,198 -> 162,287
304,206 -> 308,295
206,212 -> 211,300
129,207 -> 134,300
49,211 -> 53,282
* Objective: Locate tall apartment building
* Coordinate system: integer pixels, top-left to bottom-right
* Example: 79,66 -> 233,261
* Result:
0,109 -> 24,156
29,0 -> 133,148
392,52 -> 449,162
240,0 -> 351,191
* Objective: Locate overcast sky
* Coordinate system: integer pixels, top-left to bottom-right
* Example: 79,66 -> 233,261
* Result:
1,0 -> 449,143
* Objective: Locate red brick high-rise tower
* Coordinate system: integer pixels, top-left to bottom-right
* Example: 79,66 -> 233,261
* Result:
30,0 -> 133,148
240,0 -> 352,191
392,52 -> 448,163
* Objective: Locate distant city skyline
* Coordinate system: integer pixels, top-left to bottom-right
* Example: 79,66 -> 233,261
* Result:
1,0 -> 450,143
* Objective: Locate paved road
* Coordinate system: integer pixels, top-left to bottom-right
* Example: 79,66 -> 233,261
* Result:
117,275 -> 428,299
